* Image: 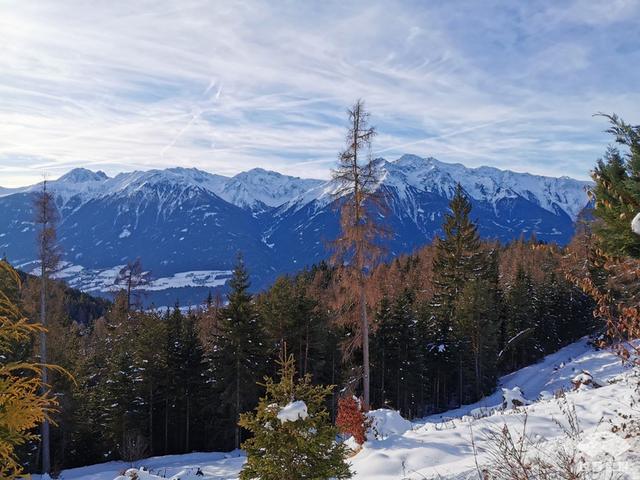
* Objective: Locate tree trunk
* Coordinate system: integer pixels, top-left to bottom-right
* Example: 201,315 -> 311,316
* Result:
149,383 -> 153,455
164,397 -> 168,454
458,354 -> 463,407
303,321 -> 310,377
380,340 -> 385,407
185,393 -> 190,453
235,355 -> 240,449
331,345 -> 336,422
40,262 -> 51,474
360,283 -> 370,407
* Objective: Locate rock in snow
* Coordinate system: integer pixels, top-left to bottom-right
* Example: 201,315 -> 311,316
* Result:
276,400 -> 308,423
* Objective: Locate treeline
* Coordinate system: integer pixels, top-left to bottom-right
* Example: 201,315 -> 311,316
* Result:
7,188 -> 598,474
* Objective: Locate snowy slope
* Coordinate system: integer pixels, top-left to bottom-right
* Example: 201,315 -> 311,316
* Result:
32,338 -> 639,480
351,338 -> 639,479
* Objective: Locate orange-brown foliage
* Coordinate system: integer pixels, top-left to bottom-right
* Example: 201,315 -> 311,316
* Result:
336,396 -> 368,445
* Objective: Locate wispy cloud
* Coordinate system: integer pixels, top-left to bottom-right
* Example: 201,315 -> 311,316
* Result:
0,0 -> 638,186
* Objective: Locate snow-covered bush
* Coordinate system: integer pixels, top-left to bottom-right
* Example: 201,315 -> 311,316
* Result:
631,212 -> 640,236
114,467 -> 205,480
501,386 -> 529,409
470,406 -> 498,419
366,409 -> 412,440
238,354 -> 351,480
571,370 -> 603,390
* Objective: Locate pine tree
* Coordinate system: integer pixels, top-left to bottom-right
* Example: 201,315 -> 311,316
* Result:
371,290 -> 420,415
428,184 -> 488,407
136,311 -> 167,457
258,275 -> 328,379
431,184 -> 486,311
0,261 -> 58,479
239,354 -> 351,480
453,279 -> 499,402
177,311 -> 206,452
210,255 -> 267,449
591,114 -> 640,259
502,266 -> 539,371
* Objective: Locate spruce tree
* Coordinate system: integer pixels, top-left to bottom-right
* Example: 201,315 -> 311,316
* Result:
453,279 -> 499,402
239,354 -> 351,480
371,290 -> 420,415
428,184 -> 488,406
258,275 -> 328,380
502,266 -> 539,371
210,255 -> 267,449
591,114 -> 640,258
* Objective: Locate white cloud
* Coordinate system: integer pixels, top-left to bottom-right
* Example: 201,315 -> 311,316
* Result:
0,0 -> 637,186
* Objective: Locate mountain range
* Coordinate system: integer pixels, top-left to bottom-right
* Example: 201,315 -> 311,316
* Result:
0,155 -> 591,305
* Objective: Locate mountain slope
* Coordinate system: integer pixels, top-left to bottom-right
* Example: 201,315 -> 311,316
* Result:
30,338 -> 640,480
0,156 -> 591,303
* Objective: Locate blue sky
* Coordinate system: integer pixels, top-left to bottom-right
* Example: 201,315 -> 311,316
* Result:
1,0 -> 639,186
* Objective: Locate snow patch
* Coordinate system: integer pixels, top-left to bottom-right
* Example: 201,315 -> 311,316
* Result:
277,400 -> 308,423
632,212 -> 640,235
367,409 -> 412,439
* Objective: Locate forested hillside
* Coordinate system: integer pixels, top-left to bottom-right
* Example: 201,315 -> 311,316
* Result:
6,192 -> 598,473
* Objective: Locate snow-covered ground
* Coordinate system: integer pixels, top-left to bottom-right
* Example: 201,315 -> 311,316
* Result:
37,261 -> 233,294
33,452 -> 246,480
34,338 -> 639,480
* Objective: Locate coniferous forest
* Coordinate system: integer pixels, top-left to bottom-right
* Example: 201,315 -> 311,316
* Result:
1,182 -> 600,473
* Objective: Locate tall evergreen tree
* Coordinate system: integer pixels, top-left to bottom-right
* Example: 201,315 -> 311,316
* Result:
209,255 -> 267,449
502,266 -> 539,371
428,184 -> 489,407
591,114 -> 640,258
453,279 -> 499,402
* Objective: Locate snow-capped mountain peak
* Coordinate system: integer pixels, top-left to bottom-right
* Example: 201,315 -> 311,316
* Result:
0,156 -> 593,303
217,168 -> 324,210
380,154 -> 590,221
282,154 -> 590,222
57,167 -> 109,184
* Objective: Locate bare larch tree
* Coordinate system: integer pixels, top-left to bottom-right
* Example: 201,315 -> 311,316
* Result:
34,179 -> 61,475
331,99 -> 387,407
115,258 -> 151,311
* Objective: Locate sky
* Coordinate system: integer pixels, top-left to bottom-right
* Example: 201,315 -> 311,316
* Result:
1,0 -> 639,187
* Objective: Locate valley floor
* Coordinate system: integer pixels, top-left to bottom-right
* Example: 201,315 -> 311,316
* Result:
34,338 -> 640,480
